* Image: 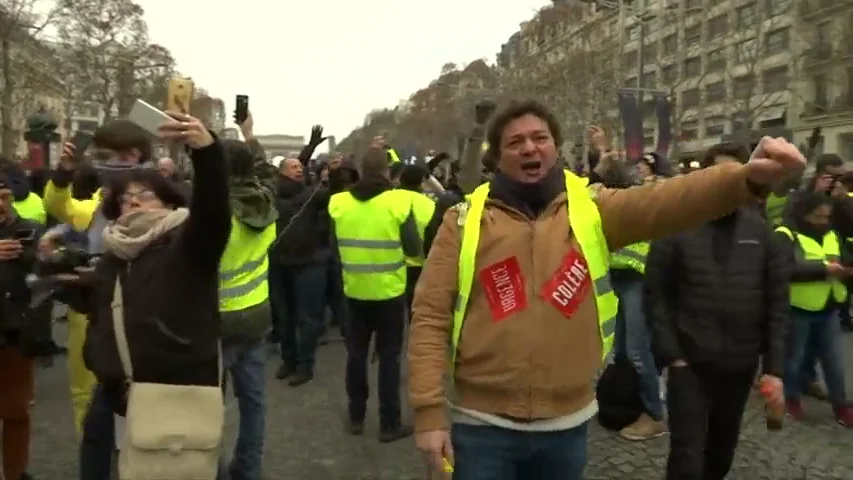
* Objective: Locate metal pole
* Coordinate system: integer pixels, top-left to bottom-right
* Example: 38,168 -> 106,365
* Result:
635,0 -> 646,116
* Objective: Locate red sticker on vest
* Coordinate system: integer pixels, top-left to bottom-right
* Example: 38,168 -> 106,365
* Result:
478,257 -> 527,321
540,249 -> 592,319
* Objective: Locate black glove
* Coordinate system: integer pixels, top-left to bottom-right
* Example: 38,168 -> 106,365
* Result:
475,99 -> 497,125
310,125 -> 328,146
427,152 -> 450,173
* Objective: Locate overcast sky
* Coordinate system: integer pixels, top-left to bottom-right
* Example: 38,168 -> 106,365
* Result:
137,0 -> 550,146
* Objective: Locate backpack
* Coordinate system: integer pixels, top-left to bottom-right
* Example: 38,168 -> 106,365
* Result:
595,356 -> 643,431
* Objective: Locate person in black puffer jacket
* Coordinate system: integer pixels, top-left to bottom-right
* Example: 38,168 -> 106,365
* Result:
645,142 -> 787,480
268,127 -> 347,386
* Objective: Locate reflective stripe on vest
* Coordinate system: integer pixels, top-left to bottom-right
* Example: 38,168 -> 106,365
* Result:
775,226 -> 847,311
329,190 -> 410,300
387,148 -> 401,164
610,242 -> 649,274
13,192 -> 46,224
452,172 -> 618,365
765,193 -> 787,227
219,217 -> 276,312
401,191 -> 436,267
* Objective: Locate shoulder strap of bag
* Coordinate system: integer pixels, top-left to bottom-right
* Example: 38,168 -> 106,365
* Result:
112,278 -> 133,379
111,277 -> 224,384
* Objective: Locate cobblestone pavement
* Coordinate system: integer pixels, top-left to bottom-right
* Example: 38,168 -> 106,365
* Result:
28,326 -> 853,479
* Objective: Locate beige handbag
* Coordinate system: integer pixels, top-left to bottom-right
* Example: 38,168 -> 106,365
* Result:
111,278 -> 224,480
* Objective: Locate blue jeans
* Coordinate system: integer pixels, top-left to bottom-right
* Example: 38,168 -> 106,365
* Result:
270,263 -> 327,371
784,309 -> 848,405
451,422 -> 588,480
79,384 -> 115,480
221,341 -> 266,480
612,276 -> 664,420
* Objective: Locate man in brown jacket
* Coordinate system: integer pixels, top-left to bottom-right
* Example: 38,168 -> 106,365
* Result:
408,100 -> 801,480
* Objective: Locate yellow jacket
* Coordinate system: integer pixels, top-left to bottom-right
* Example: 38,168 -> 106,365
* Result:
43,181 -> 103,231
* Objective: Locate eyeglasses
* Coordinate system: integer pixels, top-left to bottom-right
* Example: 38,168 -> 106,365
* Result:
120,190 -> 157,204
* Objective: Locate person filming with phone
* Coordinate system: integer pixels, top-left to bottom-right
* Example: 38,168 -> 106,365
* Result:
775,191 -> 853,427
0,171 -> 44,480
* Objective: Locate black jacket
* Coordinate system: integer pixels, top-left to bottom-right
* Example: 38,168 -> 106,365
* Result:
68,141 -> 231,411
272,177 -> 332,266
645,208 -> 788,377
0,215 -> 44,351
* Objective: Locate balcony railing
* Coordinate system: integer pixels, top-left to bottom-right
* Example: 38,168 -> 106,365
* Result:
800,0 -> 849,20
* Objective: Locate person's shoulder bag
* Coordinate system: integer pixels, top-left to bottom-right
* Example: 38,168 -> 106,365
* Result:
112,278 -> 224,480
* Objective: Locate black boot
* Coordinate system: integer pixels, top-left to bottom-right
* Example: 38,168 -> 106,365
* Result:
275,362 -> 295,380
378,425 -> 413,443
288,368 -> 313,387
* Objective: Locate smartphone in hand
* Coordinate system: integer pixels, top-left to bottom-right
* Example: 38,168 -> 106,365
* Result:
70,131 -> 94,163
14,228 -> 36,245
167,77 -> 195,114
235,95 -> 249,124
128,99 -> 173,136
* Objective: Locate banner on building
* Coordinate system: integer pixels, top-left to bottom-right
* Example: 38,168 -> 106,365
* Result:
617,89 -> 643,160
653,92 -> 672,157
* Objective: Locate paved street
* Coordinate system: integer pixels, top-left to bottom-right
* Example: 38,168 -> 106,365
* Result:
27,327 -> 853,480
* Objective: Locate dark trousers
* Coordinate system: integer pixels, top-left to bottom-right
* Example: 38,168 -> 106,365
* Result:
404,266 -> 422,322
270,262 -> 327,372
326,259 -> 349,337
79,384 -> 116,480
666,365 -> 755,480
345,295 -> 405,431
0,345 -> 34,480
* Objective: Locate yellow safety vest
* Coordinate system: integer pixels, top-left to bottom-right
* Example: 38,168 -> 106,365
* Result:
776,226 -> 847,311
14,191 -> 46,224
765,192 -> 787,227
219,217 -> 276,312
400,190 -> 436,267
329,190 -> 411,300
452,172 -> 618,363
610,242 -> 649,274
387,148 -> 401,164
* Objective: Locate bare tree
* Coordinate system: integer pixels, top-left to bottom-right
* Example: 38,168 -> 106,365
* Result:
0,0 -> 65,154
55,0 -> 174,120
722,5 -> 800,134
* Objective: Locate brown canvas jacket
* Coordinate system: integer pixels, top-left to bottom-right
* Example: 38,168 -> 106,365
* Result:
408,160 -> 756,432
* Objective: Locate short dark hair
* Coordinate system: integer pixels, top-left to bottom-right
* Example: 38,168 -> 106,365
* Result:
361,148 -> 389,179
221,139 -> 254,178
389,162 -> 405,180
815,153 -> 843,173
701,142 -> 750,168
796,190 -> 833,218
93,120 -> 153,163
485,100 -> 563,161
399,164 -> 428,189
101,168 -> 187,220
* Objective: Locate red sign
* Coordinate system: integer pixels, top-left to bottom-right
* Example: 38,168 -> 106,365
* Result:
540,249 -> 592,319
478,257 -> 527,322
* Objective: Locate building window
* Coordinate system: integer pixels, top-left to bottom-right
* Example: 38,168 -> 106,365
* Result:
624,50 -> 638,67
706,81 -> 726,103
682,88 -> 700,108
662,64 -> 677,84
764,28 -> 789,56
708,14 -> 728,38
813,74 -> 829,108
663,34 -> 678,55
734,75 -> 755,100
736,38 -> 757,63
642,71 -> 657,88
681,119 -> 699,140
685,24 -> 702,47
763,66 -> 789,93
707,48 -> 726,72
736,3 -> 757,30
625,76 -> 638,88
765,0 -> 790,16
705,120 -> 726,137
684,57 -> 702,77
645,42 -> 658,60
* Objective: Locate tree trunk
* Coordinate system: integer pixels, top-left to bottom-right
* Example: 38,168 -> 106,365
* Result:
1,37 -> 15,156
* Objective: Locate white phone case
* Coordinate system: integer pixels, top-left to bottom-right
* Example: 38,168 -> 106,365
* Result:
128,99 -> 172,135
